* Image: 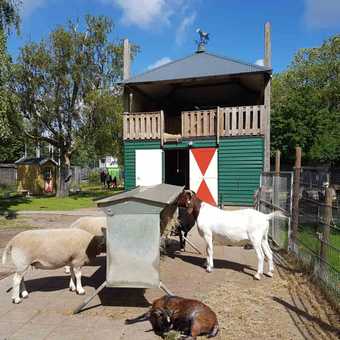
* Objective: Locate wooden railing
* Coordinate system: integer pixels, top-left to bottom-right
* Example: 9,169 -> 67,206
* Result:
123,105 -> 266,141
123,111 -> 164,142
181,105 -> 265,138
182,109 -> 217,138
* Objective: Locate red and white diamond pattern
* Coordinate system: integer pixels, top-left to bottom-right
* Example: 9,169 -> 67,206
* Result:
190,148 -> 218,206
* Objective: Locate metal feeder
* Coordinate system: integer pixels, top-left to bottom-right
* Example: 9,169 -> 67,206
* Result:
73,184 -> 184,314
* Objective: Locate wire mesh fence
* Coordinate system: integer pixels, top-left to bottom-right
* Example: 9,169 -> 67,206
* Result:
257,166 -> 340,307
257,171 -> 293,249
295,182 -> 340,306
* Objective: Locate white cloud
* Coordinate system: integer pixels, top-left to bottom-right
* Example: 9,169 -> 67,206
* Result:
175,12 -> 196,45
21,0 -> 48,18
255,59 -> 264,66
147,57 -> 172,70
112,0 -> 173,29
304,0 -> 340,29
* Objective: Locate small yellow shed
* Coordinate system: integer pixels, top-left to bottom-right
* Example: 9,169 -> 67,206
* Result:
15,158 -> 57,196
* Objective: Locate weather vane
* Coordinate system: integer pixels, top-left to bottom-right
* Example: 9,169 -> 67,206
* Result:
196,28 -> 209,53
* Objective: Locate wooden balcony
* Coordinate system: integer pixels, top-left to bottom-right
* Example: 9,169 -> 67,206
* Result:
123,105 -> 266,142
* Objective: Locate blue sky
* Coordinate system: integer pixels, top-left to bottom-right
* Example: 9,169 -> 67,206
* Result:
7,0 -> 340,75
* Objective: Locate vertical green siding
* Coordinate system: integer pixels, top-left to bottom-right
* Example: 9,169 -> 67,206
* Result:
218,137 -> 263,206
124,140 -> 161,190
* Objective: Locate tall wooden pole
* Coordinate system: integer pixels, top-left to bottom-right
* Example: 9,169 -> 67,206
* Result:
264,22 -> 271,172
123,39 -> 131,113
123,39 -> 131,81
291,147 -> 301,249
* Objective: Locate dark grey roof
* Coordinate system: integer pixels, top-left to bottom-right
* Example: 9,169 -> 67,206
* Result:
15,157 -> 57,166
96,183 -> 184,208
124,52 -> 271,84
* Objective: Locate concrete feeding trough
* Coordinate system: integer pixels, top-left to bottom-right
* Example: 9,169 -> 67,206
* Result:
73,183 -> 184,314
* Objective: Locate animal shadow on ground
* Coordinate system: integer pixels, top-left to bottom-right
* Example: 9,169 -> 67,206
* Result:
20,255 -> 150,309
166,246 -> 255,278
272,297 -> 340,338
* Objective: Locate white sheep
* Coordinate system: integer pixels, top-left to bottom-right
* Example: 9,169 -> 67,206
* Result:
177,191 -> 285,280
2,229 -> 105,304
64,216 -> 107,274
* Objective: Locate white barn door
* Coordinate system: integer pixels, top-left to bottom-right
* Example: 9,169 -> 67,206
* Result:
190,148 -> 218,206
135,149 -> 163,186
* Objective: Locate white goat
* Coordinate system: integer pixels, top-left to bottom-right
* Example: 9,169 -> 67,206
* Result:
2,229 -> 105,304
177,191 -> 284,280
64,216 -> 107,274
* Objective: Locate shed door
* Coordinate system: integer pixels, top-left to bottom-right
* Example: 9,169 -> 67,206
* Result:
190,148 -> 218,206
136,149 -> 163,186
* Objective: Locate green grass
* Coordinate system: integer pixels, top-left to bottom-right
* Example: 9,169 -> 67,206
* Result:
0,185 -> 122,214
298,223 -> 340,272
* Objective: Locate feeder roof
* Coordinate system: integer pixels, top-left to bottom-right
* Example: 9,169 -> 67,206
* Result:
96,183 -> 184,209
123,52 -> 271,85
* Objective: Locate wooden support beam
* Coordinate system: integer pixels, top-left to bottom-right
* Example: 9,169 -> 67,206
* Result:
275,150 -> 281,176
123,39 -> 130,80
291,147 -> 301,250
264,22 -> 272,172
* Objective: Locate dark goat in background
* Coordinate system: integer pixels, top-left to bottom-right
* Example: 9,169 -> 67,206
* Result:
176,206 -> 196,251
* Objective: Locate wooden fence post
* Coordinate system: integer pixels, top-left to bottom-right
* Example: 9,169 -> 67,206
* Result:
275,150 -> 280,176
272,150 -> 281,246
291,147 -> 301,250
320,188 -> 332,274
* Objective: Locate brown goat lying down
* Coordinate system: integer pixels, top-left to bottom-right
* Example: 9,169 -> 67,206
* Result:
125,295 -> 219,339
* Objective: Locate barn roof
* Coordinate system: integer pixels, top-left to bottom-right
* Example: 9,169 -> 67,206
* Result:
15,157 -> 58,166
123,52 -> 271,85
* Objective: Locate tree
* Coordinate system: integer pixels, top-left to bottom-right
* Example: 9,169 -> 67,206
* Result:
14,15 -> 135,196
271,35 -> 340,164
0,0 -> 22,161
72,90 -> 123,167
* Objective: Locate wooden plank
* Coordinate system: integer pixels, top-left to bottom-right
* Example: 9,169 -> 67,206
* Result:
146,115 -> 151,139
190,112 -> 196,137
141,114 -> 145,139
231,107 -> 237,136
252,106 -> 258,135
224,108 -> 229,137
203,111 -> 209,136
239,107 -> 244,135
197,111 -> 202,137
135,115 -> 140,139
209,110 -> 215,135
123,115 -> 128,140
245,106 -> 251,134
129,116 -> 134,139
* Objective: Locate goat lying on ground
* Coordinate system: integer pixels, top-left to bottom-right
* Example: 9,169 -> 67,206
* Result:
177,191 -> 285,280
64,216 -> 107,274
2,229 -> 105,304
125,295 -> 219,339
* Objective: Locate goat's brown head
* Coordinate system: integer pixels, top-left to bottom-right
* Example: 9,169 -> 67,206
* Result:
177,190 -> 201,220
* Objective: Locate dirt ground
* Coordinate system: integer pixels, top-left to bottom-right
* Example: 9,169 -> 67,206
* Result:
0,212 -> 339,340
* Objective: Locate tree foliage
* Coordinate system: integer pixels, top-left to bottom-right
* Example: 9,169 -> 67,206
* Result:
271,35 -> 340,164
0,0 -> 23,161
13,15 -> 135,196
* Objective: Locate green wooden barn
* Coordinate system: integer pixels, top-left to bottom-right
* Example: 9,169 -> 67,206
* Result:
121,27 -> 272,206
